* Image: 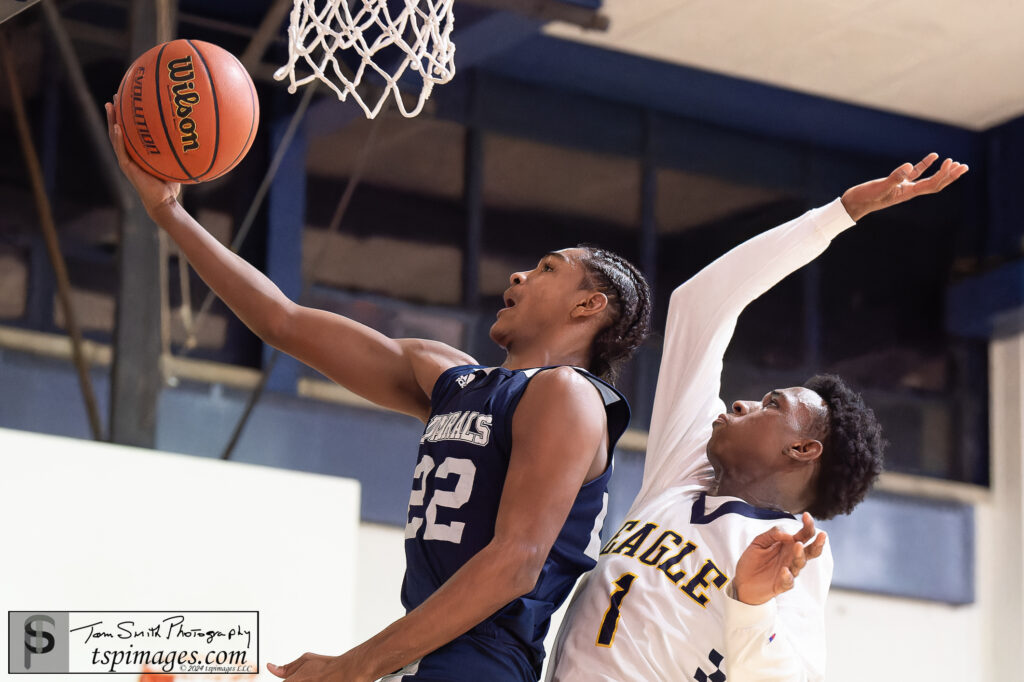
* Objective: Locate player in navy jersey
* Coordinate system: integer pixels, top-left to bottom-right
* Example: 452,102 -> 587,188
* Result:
394,363 -> 631,680
106,98 -> 652,682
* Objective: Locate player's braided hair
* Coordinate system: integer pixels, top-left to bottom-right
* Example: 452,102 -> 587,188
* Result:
803,374 -> 886,520
576,246 -> 652,384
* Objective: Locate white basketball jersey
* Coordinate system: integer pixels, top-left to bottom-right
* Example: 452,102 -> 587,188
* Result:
548,482 -> 832,681
548,199 -> 854,682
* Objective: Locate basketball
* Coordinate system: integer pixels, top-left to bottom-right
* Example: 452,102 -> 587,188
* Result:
115,39 -> 259,184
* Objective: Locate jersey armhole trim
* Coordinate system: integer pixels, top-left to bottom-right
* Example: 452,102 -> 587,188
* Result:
569,368 -> 631,454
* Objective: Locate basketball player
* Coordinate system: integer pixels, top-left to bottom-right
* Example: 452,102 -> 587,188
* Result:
105,97 -> 651,682
546,154 -> 968,681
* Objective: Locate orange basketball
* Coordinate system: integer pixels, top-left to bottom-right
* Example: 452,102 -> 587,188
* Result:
115,39 -> 259,184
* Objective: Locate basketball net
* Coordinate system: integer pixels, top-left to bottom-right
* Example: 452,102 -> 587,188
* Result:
274,0 -> 456,118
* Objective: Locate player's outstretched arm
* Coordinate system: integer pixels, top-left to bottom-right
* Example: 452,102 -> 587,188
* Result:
641,154 -> 968,498
266,368 -> 609,681
642,190 -> 855,497
106,98 -> 471,420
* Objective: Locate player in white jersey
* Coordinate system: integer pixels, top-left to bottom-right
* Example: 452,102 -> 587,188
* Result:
547,154 -> 969,682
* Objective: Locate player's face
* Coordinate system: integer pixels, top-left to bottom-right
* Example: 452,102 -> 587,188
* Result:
489,248 -> 593,349
706,386 -> 826,475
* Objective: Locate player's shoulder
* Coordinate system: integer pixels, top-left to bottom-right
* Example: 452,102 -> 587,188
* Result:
528,367 -> 607,408
512,368 -> 608,438
399,338 -> 478,401
399,337 -> 477,367
534,364 -> 590,384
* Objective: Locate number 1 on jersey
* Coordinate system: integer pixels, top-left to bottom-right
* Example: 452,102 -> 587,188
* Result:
596,572 -> 636,647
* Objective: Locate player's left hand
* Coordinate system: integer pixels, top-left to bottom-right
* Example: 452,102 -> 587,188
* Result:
840,152 -> 969,222
267,651 -> 373,682
733,512 -> 827,606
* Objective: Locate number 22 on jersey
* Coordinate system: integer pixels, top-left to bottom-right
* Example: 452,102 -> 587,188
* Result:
405,455 -> 477,543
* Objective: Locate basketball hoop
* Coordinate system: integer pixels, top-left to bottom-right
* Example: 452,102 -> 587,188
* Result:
274,0 -> 456,119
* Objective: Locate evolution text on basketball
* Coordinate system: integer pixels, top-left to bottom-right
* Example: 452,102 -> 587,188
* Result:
130,67 -> 159,155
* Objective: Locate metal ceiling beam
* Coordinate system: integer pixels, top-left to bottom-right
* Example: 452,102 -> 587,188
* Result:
240,0 -> 292,72
460,0 -> 609,31
481,36 -> 981,164
450,10 -> 542,74
38,0 -> 134,212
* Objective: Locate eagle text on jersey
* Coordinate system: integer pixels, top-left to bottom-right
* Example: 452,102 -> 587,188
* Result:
420,411 -> 493,446
600,519 -> 729,608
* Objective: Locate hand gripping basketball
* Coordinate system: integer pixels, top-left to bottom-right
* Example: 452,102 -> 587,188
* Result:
106,96 -> 180,216
114,39 -> 259,184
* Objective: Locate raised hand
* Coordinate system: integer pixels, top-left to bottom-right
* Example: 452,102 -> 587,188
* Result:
733,513 -> 827,606
840,153 -> 969,222
105,95 -> 181,215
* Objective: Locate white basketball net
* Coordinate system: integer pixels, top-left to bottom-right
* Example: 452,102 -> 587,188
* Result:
274,0 -> 456,118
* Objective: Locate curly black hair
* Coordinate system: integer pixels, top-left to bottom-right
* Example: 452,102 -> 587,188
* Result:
802,374 -> 886,520
575,246 -> 652,385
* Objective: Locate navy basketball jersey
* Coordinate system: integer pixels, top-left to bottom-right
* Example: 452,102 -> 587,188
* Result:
400,365 -> 630,680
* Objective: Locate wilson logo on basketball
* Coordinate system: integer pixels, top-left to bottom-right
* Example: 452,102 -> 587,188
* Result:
129,67 -> 160,155
117,38 -> 258,183
167,55 -> 200,152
